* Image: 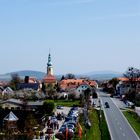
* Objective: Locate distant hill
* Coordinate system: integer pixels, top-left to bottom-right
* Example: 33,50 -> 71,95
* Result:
0,70 -> 46,81
82,71 -> 122,80
0,70 -> 123,81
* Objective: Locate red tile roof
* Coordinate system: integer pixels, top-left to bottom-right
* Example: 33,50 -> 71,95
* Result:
28,77 -> 37,83
118,77 -> 140,82
59,79 -> 97,90
43,74 -> 57,83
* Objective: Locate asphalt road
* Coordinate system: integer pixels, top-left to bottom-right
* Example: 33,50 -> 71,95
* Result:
98,90 -> 140,140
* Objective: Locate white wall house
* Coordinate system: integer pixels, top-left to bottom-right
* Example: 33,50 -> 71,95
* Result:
76,84 -> 92,94
116,81 -> 130,95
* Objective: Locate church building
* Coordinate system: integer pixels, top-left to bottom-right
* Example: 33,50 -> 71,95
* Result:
43,53 -> 57,87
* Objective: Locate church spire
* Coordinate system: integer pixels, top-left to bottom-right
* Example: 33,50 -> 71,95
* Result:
47,51 -> 53,75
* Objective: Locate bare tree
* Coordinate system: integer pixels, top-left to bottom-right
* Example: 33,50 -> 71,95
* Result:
124,67 -> 140,89
124,67 -> 140,103
9,73 -> 22,90
65,73 -> 76,79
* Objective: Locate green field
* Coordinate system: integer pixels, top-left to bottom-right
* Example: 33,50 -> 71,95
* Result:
74,108 -> 111,140
78,109 -> 101,140
55,100 -> 80,107
97,110 -> 111,140
123,111 -> 140,138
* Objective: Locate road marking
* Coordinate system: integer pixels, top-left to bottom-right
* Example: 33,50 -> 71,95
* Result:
122,133 -> 125,137
111,98 -> 140,140
99,96 -> 114,140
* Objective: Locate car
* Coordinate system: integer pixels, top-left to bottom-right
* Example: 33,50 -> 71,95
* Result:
46,128 -> 53,134
57,105 -> 63,109
71,107 -> 78,110
64,120 -> 76,127
50,116 -> 58,123
126,101 -> 134,108
105,102 -> 110,108
61,124 -> 75,131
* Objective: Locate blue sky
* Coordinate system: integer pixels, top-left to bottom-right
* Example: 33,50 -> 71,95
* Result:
0,0 -> 140,74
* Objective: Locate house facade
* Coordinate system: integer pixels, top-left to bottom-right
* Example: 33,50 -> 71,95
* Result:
116,77 -> 140,96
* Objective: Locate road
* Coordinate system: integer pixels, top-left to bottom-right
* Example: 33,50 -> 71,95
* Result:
97,89 -> 140,140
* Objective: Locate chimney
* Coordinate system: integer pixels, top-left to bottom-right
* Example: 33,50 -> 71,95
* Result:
24,76 -> 29,83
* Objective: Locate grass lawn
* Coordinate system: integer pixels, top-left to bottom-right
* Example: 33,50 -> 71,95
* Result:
123,111 -> 140,138
97,110 -> 111,140
78,109 -> 101,140
55,100 -> 80,107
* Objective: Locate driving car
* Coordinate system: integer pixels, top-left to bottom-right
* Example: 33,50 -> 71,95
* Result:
105,102 -> 110,108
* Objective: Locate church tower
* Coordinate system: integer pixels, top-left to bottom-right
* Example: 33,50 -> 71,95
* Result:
43,52 -> 57,86
47,53 -> 53,75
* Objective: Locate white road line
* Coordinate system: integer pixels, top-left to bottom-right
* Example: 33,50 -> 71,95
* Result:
111,98 -> 140,140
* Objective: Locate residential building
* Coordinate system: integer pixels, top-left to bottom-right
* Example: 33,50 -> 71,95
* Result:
59,79 -> 98,94
17,76 -> 40,91
0,98 -> 44,110
116,77 -> 140,96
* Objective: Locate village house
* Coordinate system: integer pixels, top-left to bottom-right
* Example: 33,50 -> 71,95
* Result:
0,98 -> 44,110
17,76 -> 40,91
116,77 -> 140,96
59,79 -> 98,96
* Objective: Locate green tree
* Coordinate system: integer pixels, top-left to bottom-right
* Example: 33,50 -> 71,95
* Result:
68,93 -> 76,101
108,78 -> 119,94
84,88 -> 91,108
124,67 -> 140,102
46,84 -> 57,99
65,73 -> 76,79
61,75 -> 65,81
124,67 -> 140,89
25,113 -> 38,138
42,100 -> 55,114
9,73 -> 22,90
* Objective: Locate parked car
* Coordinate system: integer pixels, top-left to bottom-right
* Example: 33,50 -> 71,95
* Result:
64,120 -> 76,127
57,105 -> 63,109
46,128 -> 53,134
126,101 -> 134,108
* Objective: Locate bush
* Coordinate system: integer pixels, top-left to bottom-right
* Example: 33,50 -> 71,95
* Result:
42,100 -> 55,114
92,92 -> 98,98
68,93 -> 76,100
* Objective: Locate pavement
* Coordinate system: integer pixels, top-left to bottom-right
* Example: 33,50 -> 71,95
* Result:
135,107 -> 140,116
33,107 -> 71,140
97,89 -> 140,140
111,98 -> 127,109
54,107 -> 71,134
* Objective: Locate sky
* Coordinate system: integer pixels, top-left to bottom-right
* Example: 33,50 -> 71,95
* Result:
0,0 -> 140,75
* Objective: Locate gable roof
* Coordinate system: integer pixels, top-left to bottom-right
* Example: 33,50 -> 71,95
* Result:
17,83 -> 39,90
4,111 -> 18,121
60,79 -> 98,90
0,98 -> 23,105
118,77 -> 140,82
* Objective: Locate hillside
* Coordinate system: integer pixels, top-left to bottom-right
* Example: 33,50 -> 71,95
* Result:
0,70 -> 46,81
